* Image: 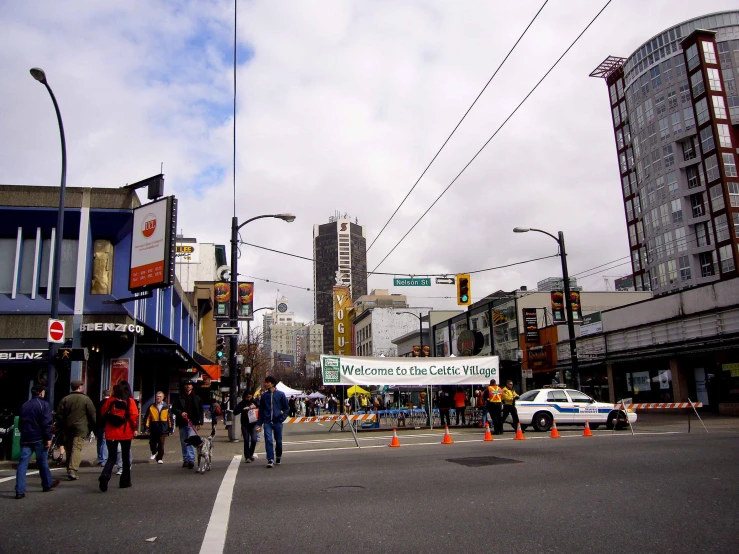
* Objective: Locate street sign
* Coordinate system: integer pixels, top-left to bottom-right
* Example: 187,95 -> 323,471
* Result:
47,319 -> 65,344
435,277 -> 455,285
393,277 -> 431,286
217,327 -> 239,335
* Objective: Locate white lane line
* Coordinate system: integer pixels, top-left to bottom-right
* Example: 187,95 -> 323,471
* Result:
199,455 -> 241,554
0,467 -> 65,484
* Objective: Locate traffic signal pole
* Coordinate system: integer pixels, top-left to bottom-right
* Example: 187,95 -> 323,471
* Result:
229,216 -> 239,441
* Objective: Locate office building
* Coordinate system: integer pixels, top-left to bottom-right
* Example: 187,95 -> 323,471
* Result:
313,214 -> 367,353
591,11 -> 739,295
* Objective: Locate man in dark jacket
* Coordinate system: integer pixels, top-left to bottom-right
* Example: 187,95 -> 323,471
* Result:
15,386 -> 60,499
171,380 -> 203,469
56,379 -> 96,480
255,376 -> 288,468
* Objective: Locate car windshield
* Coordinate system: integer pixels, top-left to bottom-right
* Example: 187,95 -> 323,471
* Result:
567,390 -> 594,403
518,390 -> 539,402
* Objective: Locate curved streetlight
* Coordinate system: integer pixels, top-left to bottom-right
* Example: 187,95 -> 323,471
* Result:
31,67 -> 67,408
228,213 -> 296,440
513,226 -> 580,389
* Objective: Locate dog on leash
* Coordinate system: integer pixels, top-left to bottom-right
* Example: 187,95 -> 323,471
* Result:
196,436 -> 212,474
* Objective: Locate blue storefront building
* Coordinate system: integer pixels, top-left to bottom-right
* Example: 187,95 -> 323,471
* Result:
0,184 -> 202,415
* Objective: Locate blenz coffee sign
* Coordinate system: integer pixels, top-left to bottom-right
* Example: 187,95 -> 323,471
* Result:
80,323 -> 145,336
0,350 -> 46,362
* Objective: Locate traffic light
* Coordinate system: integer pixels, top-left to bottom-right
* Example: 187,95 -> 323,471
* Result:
216,336 -> 226,361
412,345 -> 421,357
456,274 -> 471,306
421,345 -> 430,357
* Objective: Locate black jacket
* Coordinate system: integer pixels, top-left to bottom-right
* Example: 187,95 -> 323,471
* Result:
234,398 -> 259,428
19,396 -> 53,445
172,393 -> 203,428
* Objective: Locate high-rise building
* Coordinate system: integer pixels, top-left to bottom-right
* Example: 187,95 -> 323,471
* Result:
536,277 -> 582,292
591,11 -> 739,296
313,214 -> 367,353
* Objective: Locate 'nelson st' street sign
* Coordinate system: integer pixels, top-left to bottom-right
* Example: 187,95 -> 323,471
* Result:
393,277 -> 431,287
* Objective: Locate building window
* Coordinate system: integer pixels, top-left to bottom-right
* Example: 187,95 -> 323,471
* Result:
716,124 -> 731,149
622,175 -> 631,197
706,68 -> 722,92
682,138 -> 696,161
667,172 -> 678,194
620,153 -> 628,173
705,155 -> 720,183
659,117 -> 669,139
636,104 -> 644,128
709,183 -> 725,211
632,249 -> 641,271
691,71 -> 705,97
658,263 -> 667,286
712,95 -> 727,120
699,126 -> 715,154
686,166 -> 699,189
624,124 -> 632,144
609,83 -> 618,105
718,245 -> 735,273
651,66 -> 662,88
696,223 -> 709,248
675,57 -> 686,78
715,214 -> 730,242
663,144 -> 674,167
655,234 -> 664,260
617,129 -> 624,149
664,231 -> 675,256
660,203 -> 670,226
734,212 -> 739,237
626,199 -> 634,221
690,193 -> 704,217
675,227 -> 687,252
729,182 -> 739,208
629,224 -> 636,247
702,41 -> 717,64
651,207 -> 659,230
667,259 -> 678,283
670,111 -> 682,135
671,199 -> 682,223
699,252 -> 715,277
723,153 -> 737,178
667,89 -> 677,109
612,106 -> 621,127
686,44 -> 700,71
637,220 -> 644,242
679,84 -> 691,104
655,94 -> 666,115
695,98 -> 709,125
679,255 -> 692,281
645,98 -> 654,121
634,194 -> 642,216
655,176 -> 665,193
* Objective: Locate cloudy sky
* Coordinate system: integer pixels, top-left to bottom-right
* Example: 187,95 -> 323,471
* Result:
1,0 -> 736,325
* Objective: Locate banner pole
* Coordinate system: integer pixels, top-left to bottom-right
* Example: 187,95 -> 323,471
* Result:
688,398 -> 708,434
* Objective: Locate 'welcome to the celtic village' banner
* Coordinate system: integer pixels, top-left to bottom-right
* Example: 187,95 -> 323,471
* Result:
321,355 -> 499,386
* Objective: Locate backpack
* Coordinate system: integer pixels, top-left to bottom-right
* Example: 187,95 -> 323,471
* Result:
106,398 -> 130,428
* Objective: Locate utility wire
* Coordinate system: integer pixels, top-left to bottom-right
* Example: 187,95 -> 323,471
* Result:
370,0 -> 613,273
367,0 -> 550,253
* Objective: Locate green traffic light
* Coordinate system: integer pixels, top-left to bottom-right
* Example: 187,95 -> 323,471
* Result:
461,295 -> 468,302
217,351 -> 223,358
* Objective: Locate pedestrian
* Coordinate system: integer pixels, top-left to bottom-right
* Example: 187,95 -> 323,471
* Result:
483,379 -> 504,435
255,376 -> 289,468
453,388 -> 467,426
438,391 -> 452,427
171,380 -> 203,469
94,389 -> 111,467
98,381 -> 138,491
373,396 -> 380,412
209,400 -> 221,437
328,395 -> 337,414
144,391 -> 171,464
288,396 -> 296,418
360,395 -> 369,414
56,379 -> 96,481
14,385 -> 60,499
501,381 -> 519,431
234,391 -> 259,463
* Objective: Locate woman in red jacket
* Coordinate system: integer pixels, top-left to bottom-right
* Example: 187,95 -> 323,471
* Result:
98,381 -> 138,492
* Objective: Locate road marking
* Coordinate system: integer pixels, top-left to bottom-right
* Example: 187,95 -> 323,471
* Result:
0,467 -> 64,484
199,455 -> 241,554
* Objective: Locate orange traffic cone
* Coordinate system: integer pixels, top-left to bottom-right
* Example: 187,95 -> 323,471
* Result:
550,420 -> 561,438
583,420 -> 594,437
389,429 -> 401,447
514,422 -> 525,440
441,426 -> 454,444
483,423 -> 494,442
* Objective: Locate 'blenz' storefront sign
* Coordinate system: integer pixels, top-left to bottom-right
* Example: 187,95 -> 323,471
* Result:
80,323 -> 145,336
0,350 -> 46,362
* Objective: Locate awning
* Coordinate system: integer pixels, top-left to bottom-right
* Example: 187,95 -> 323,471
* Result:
201,364 -> 221,383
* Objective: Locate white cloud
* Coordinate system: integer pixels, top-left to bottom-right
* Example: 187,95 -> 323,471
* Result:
1,0 -> 736,324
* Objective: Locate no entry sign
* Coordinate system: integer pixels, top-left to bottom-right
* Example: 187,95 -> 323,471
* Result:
47,319 -> 65,344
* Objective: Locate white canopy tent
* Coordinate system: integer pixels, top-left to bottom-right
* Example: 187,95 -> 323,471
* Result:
276,382 -> 304,397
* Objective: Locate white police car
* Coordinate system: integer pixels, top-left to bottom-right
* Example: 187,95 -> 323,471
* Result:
510,388 -> 637,432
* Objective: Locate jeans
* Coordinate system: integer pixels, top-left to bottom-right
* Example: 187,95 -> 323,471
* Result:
102,440 -> 131,485
179,426 -> 195,462
241,425 -> 259,459
263,421 -> 283,462
455,407 -> 466,426
95,428 -> 107,464
502,405 -> 519,430
15,442 -> 53,495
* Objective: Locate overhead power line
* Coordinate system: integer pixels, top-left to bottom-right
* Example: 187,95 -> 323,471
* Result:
367,0 -> 550,253
370,0 -> 614,274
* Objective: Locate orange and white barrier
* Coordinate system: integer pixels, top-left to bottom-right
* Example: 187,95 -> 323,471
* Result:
283,414 -> 377,424
615,402 -> 702,410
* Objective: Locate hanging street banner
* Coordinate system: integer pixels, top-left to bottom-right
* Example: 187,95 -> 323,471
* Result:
321,355 -> 499,386
333,285 -> 353,355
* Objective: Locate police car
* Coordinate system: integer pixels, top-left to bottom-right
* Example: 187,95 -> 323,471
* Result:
510,388 -> 637,432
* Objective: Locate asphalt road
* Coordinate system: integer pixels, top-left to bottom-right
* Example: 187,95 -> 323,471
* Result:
1,417 -> 737,554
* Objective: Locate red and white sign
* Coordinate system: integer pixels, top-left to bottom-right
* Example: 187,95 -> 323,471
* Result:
129,197 -> 174,291
47,319 -> 65,344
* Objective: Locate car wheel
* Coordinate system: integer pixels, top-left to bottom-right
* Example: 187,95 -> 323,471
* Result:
532,411 -> 553,432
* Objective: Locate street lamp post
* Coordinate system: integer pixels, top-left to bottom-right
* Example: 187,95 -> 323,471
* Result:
229,214 -> 295,441
31,68 -> 67,408
513,227 -> 580,389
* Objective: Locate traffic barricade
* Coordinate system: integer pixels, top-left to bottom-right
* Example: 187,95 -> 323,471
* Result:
284,414 -> 378,447
615,399 -> 707,434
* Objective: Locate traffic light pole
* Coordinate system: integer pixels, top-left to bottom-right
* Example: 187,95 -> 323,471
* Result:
229,216 -> 239,441
557,231 -> 580,390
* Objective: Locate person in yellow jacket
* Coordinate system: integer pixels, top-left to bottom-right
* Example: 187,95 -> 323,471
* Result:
484,379 -> 504,435
501,380 -> 519,432
144,392 -> 171,464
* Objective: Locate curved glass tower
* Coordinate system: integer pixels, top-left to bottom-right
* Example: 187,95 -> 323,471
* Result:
591,11 -> 739,295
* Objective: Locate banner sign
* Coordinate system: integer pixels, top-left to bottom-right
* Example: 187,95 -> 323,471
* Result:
551,291 -> 565,322
238,282 -> 254,320
321,355 -> 499,386
569,290 -> 583,321
129,196 -> 177,292
111,358 -> 130,386
333,286 -> 353,355
522,308 -> 538,344
214,282 -> 230,320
